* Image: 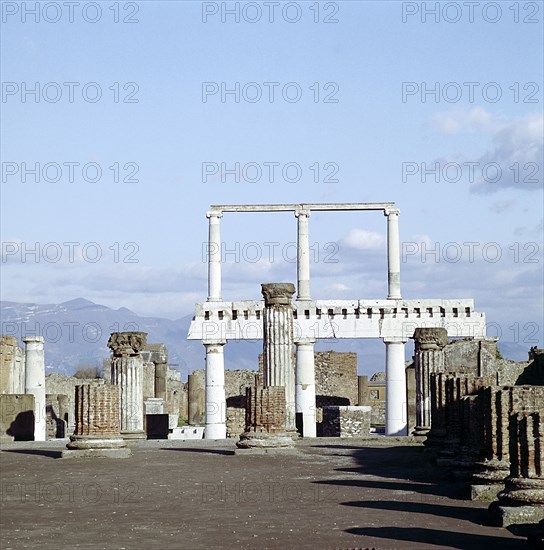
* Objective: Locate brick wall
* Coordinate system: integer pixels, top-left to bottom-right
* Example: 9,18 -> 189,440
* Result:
73,384 -> 120,436
245,386 -> 285,433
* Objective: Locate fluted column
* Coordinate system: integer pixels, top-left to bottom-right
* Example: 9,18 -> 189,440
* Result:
108,332 -> 147,439
22,336 -> 46,441
384,208 -> 401,300
262,283 -> 296,432
413,327 -> 448,436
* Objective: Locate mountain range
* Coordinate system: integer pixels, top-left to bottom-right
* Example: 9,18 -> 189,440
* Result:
0,298 -> 531,380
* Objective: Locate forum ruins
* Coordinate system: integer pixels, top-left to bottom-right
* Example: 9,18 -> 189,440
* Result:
1,202 -> 543,537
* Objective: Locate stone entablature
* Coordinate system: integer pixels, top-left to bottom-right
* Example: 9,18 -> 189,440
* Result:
189,299 -> 486,342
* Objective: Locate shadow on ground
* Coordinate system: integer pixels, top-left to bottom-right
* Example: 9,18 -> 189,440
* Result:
2,449 -> 62,459
345,526 -> 522,549
161,447 -> 235,456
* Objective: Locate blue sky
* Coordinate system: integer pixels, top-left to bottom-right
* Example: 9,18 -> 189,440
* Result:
1,1 -> 543,348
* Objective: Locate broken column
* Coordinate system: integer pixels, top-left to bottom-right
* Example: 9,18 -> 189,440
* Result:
490,411 -> 544,526
108,332 -> 147,440
0,336 -> 25,395
413,327 -> 447,437
262,283 -> 296,432
62,384 -> 130,458
188,372 -> 205,425
22,336 -> 46,441
237,283 -> 297,450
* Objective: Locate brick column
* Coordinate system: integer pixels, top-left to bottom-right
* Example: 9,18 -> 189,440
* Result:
62,384 -> 130,458
108,332 -> 147,440
491,411 -> 544,527
413,327 -> 447,437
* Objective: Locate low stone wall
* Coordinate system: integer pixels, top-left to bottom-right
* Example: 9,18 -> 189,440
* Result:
321,406 -> 371,438
226,407 -> 245,438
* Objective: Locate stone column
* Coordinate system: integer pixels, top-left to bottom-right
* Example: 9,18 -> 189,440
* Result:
295,337 -> 316,437
188,372 -> 205,425
62,384 -> 130,458
384,337 -> 407,436
384,208 -> 401,300
491,411 -> 544,527
413,327 -> 448,436
207,210 -> 223,302
204,341 -> 226,439
22,336 -> 46,441
154,360 -> 167,401
108,332 -> 147,440
358,375 -> 369,406
1,336 -> 25,395
262,283 -> 296,432
295,208 -> 311,300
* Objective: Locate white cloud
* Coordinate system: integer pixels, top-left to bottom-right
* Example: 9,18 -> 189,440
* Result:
430,106 -> 498,135
340,229 -> 385,250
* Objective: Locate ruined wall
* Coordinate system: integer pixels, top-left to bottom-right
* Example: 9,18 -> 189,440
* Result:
315,351 -> 358,406
0,336 -> 25,395
321,406 -> 371,437
0,394 -> 35,441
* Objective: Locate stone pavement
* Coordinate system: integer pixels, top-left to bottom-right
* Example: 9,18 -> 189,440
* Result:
0,438 -> 529,549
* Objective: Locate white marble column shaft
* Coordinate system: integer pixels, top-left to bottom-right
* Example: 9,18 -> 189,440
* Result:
296,209 -> 311,300
385,208 -> 401,300
207,211 -> 222,302
295,338 -> 316,437
22,336 -> 46,441
384,337 -> 407,436
111,356 -> 144,434
204,341 -> 226,439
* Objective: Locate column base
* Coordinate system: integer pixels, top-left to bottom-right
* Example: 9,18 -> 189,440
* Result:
120,430 -> 146,441
489,502 -> 544,527
236,431 -> 296,452
412,426 -> 430,439
62,435 -> 131,459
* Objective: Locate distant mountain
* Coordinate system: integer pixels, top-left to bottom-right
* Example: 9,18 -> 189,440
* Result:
0,299 -> 532,380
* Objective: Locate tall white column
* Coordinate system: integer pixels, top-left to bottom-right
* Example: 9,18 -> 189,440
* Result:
295,338 -> 316,437
384,208 -> 401,300
295,208 -> 311,300
384,337 -> 407,436
207,210 -> 222,302
204,341 -> 226,439
22,336 -> 46,441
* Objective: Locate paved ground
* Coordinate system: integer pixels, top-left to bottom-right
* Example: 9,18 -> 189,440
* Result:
0,437 -> 530,549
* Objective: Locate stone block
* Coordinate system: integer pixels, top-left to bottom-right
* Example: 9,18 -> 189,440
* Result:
0,394 -> 35,441
168,426 -> 204,440
146,414 -> 169,439
321,406 -> 371,437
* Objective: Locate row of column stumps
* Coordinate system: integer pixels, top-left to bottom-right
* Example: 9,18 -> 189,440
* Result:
203,204 -> 404,439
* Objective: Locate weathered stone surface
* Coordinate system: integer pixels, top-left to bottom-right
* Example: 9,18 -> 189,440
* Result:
109,332 -> 147,439
46,394 -> 69,439
62,384 -> 129,459
0,394 -> 34,442
261,282 -> 296,306
321,406 -> 371,438
413,327 -> 448,350
226,406 -> 245,438
0,336 -> 25,395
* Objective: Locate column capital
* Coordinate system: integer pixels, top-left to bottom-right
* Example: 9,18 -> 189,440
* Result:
384,207 -> 400,217
295,207 -> 311,218
203,340 -> 226,347
383,337 -> 407,344
108,332 -> 148,356
412,327 -> 448,350
261,282 -> 296,306
206,209 -> 223,219
296,337 -> 316,345
22,336 -> 45,344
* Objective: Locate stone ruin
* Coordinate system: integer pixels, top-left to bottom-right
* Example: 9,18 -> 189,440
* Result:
422,340 -> 544,530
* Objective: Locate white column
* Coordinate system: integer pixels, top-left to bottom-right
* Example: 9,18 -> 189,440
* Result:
295,338 -> 316,437
204,340 -> 226,439
384,208 -> 401,300
22,336 -> 46,441
207,210 -> 223,302
384,337 -> 407,436
295,208 -> 311,300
